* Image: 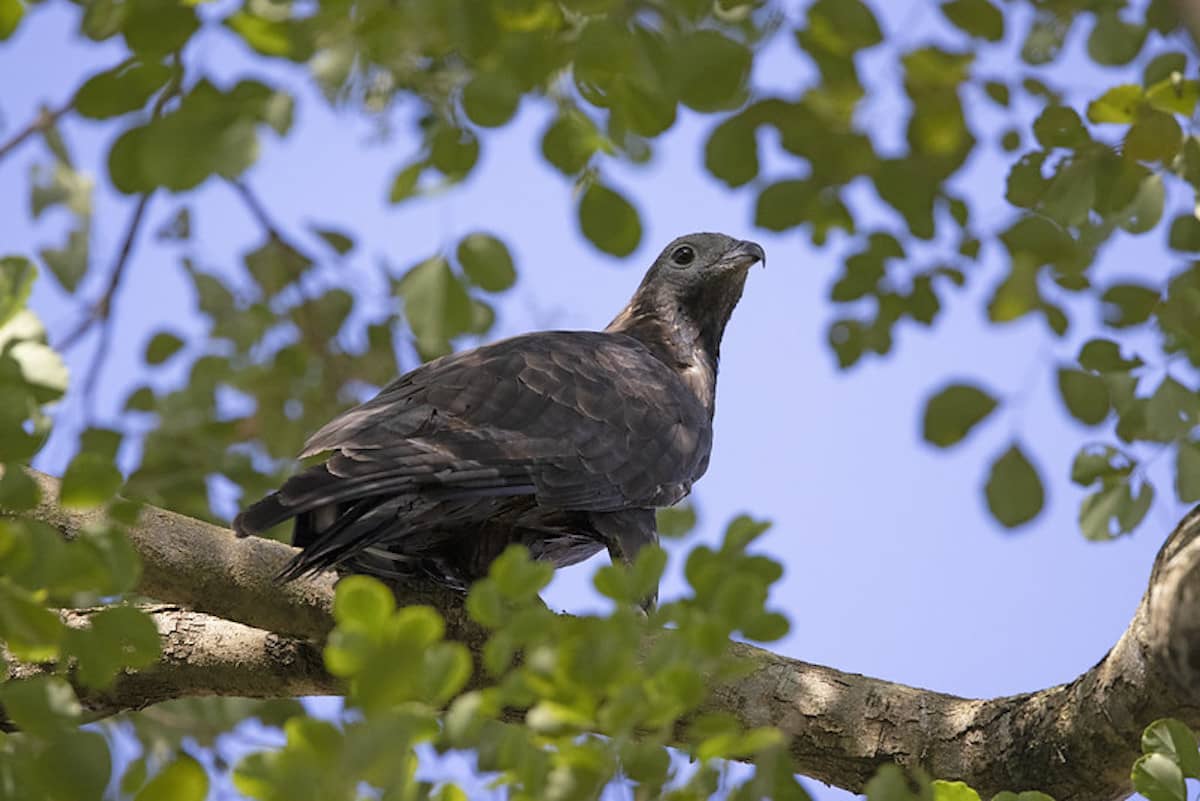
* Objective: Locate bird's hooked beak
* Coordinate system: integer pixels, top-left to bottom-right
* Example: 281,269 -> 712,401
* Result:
720,239 -> 766,271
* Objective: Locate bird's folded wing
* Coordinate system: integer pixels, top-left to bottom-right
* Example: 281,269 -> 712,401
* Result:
294,331 -> 711,512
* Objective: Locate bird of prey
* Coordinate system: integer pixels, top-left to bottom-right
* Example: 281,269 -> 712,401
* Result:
235,232 -> 764,608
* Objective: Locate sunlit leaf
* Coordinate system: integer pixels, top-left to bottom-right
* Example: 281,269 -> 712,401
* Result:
985,445 -> 1043,528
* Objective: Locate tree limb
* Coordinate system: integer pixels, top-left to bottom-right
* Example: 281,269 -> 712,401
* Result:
19,470 -> 1200,800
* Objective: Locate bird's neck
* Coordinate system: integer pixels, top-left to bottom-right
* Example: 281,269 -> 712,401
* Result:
605,276 -> 747,416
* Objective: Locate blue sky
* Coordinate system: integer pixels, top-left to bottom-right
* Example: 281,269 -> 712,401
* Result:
0,3 -> 1186,798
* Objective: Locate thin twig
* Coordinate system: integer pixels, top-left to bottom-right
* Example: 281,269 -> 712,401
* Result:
79,193 -> 153,417
0,102 -> 72,164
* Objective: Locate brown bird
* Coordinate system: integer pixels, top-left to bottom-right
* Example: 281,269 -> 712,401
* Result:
234,233 -> 764,608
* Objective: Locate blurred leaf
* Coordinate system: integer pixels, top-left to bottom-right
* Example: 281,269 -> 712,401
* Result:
922,383 -> 998,447
1101,283 -> 1159,327
931,781 -> 980,801
940,0 -> 1002,41
1033,106 -> 1089,148
144,331 -> 184,365
388,162 -> 426,204
1078,338 -> 1142,372
1080,479 -> 1153,540
134,755 -> 208,801
1168,215 -> 1200,251
122,0 -> 198,56
541,110 -> 601,175
396,257 -> 473,357
1119,173 -> 1164,234
578,183 -> 641,257
225,11 -> 313,61
0,676 -> 79,736
59,452 -> 122,510
1144,53 -> 1187,87
677,29 -> 751,112
1057,368 -> 1109,425
1087,12 -> 1146,66
74,60 -> 173,119
463,74 -> 521,128
333,575 -> 395,631
1088,84 -> 1143,124
38,223 -> 89,294
656,504 -> 696,538
1146,376 -> 1199,439
0,256 -> 36,327
69,606 -> 161,688
1071,445 -> 1132,486
1146,77 -> 1200,117
309,225 -> 354,255
0,0 -> 24,39
706,115 -> 758,188
430,126 -> 479,179
244,237 -> 312,298
985,445 -> 1043,528
1125,108 -> 1181,163
457,233 -> 516,292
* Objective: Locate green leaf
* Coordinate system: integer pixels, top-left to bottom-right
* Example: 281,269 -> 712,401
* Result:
1146,51 -> 1187,85
1080,479 -> 1153,540
59,452 -> 122,511
429,126 -> 479,179
457,233 -> 516,292
1146,376 -> 1199,439
656,504 -> 697,538
135,755 -> 208,801
39,223 -> 89,293
74,60 -> 173,119
0,256 -> 36,327
1087,12 -> 1147,66
578,183 -> 641,257
144,331 -> 184,365
1177,443 -> 1200,503
1143,718 -> 1200,778
1132,752 -> 1185,801
1078,338 -> 1143,372
333,575 -> 395,630
309,225 -> 354,255
388,162 -> 426,204
81,0 -> 127,40
0,676 -> 80,736
1033,106 -> 1089,148
864,763 -> 924,801
396,257 -> 474,357
1056,368 -> 1109,425
1147,77 -> 1200,117
931,780 -> 980,801
1118,173 -> 1164,234
940,0 -> 1002,41
1125,108 -> 1181,163
922,383 -> 998,447
1168,214 -> 1200,251
706,115 -> 758,188
1101,283 -> 1159,327
225,12 -> 313,61
541,111 -> 600,176
985,445 -> 1044,528
244,237 -> 312,298
1088,84 -> 1143,124
122,0 -> 198,57
676,29 -> 751,112
69,606 -> 161,688
462,73 -> 521,128
0,0 -> 24,40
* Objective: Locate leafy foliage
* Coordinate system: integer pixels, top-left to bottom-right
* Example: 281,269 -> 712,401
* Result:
4,0 -> 1200,797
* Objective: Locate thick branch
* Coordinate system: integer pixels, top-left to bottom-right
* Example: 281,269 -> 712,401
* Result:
20,470 -> 1200,800
5,606 -> 334,721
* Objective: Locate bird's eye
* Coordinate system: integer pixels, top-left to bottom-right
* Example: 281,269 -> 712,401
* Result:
671,245 -> 695,266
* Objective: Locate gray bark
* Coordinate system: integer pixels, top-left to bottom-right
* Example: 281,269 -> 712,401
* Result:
12,470 -> 1200,800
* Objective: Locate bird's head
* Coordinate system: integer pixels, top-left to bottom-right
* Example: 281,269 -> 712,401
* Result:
608,232 -> 765,363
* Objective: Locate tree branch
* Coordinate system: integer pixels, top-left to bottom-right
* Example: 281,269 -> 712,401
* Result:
5,605 -> 334,722
0,102 -> 71,164
18,470 -> 1200,800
